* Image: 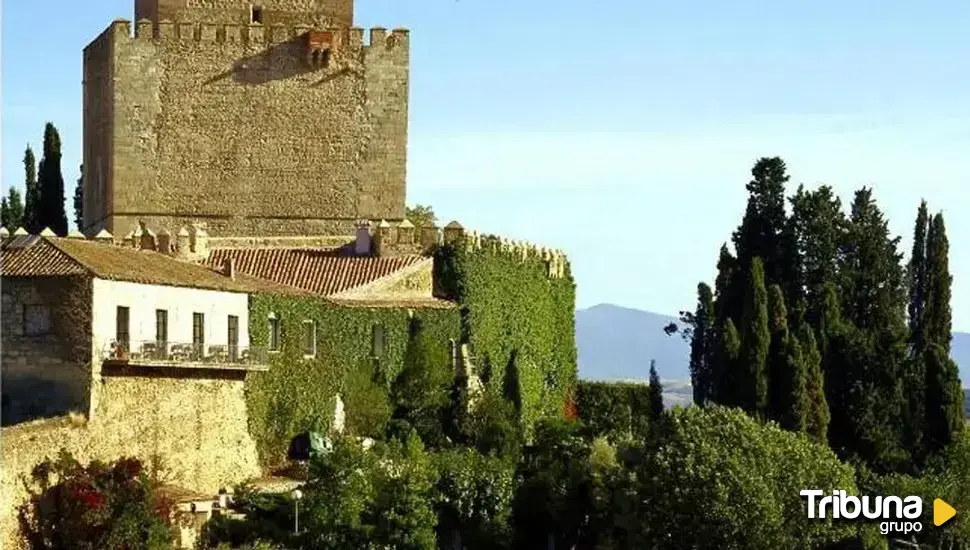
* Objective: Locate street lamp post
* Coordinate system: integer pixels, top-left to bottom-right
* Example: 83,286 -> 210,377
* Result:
292,489 -> 303,535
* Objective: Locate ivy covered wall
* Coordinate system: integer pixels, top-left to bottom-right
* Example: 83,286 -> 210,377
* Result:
574,381 -> 652,441
435,235 -> 578,435
246,294 -> 460,466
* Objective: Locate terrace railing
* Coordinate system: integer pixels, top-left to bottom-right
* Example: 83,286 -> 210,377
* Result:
103,340 -> 269,369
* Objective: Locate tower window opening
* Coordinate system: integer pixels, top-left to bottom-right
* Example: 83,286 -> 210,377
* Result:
251,6 -> 263,24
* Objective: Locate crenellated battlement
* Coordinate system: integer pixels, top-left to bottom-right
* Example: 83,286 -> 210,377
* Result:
357,220 -> 569,279
105,18 -> 408,54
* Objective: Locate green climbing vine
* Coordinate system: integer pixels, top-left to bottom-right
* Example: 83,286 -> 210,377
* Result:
246,293 -> 459,466
434,235 -> 578,436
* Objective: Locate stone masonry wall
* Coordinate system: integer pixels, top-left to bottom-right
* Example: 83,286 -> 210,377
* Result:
1,277 -> 94,425
0,372 -> 260,549
135,0 -> 354,28
81,18 -> 409,238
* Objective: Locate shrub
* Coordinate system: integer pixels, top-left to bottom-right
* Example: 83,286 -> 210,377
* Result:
17,450 -> 173,550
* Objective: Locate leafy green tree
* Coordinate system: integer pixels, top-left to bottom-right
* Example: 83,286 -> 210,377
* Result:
369,434 -> 439,550
23,145 -> 39,233
637,406 -> 883,550
406,204 -> 436,228
391,318 -> 453,447
511,419 -> 601,550
647,359 -> 663,420
1,187 -> 25,229
73,167 -> 84,232
17,450 -> 173,550
435,448 -> 515,549
680,282 -> 715,406
736,257 -> 770,415
36,123 -> 68,236
459,388 -> 522,459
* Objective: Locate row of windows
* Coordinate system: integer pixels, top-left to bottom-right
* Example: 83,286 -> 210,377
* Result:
114,306 -> 239,351
266,314 -> 387,359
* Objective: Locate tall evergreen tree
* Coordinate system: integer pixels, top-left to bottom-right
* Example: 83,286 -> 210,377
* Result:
922,212 -> 961,454
682,283 -> 715,406
73,167 -> 84,232
907,200 -> 930,350
737,257 -> 770,415
1,188 -> 25,229
788,184 -> 847,328
391,318 -> 452,447
766,284 -> 789,421
800,325 -> 829,444
924,213 -> 953,355
647,360 -> 664,421
902,201 -> 930,464
23,145 -> 39,233
37,123 -> 68,236
715,319 -> 742,407
924,344 -> 963,454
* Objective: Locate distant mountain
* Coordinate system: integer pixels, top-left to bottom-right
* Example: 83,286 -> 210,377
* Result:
577,303 -> 970,387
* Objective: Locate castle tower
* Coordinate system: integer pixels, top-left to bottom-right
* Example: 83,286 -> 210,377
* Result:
134,0 -> 354,28
82,0 -> 408,238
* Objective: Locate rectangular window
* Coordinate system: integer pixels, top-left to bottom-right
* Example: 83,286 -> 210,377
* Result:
302,320 -> 316,357
192,312 -> 205,357
251,5 -> 263,23
371,324 -> 386,359
155,309 -> 168,345
22,304 -> 53,336
228,315 -> 239,360
268,315 -> 281,352
116,306 -> 130,350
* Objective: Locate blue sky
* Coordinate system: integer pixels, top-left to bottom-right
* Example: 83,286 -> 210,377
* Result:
3,1 -> 969,330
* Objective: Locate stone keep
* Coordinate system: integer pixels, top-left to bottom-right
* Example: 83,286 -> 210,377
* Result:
82,0 -> 408,237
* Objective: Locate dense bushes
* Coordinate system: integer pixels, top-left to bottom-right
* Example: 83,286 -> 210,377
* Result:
17,452 -> 173,550
574,381 -> 653,441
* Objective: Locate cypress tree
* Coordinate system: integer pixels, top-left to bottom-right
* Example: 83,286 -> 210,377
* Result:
788,184 -> 847,329
37,123 -> 68,236
732,158 -> 791,287
23,145 -> 39,233
903,201 -> 930,463
647,359 -> 664,421
800,325 -> 829,444
73,167 -> 84,232
923,212 -> 961,454
907,200 -> 930,350
391,318 -> 452,446
924,344 -> 963,454
715,319 -> 742,407
1,188 -> 25,229
924,213 -> 953,355
738,257 -> 770,415
766,284 -> 789,421
684,282 -> 715,406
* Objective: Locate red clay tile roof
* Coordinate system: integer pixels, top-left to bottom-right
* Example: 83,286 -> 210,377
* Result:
1,237 -> 311,297
1,238 -> 87,276
206,248 -> 429,296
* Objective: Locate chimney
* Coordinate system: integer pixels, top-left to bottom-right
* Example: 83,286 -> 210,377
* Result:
354,220 -> 372,255
222,257 -> 236,280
